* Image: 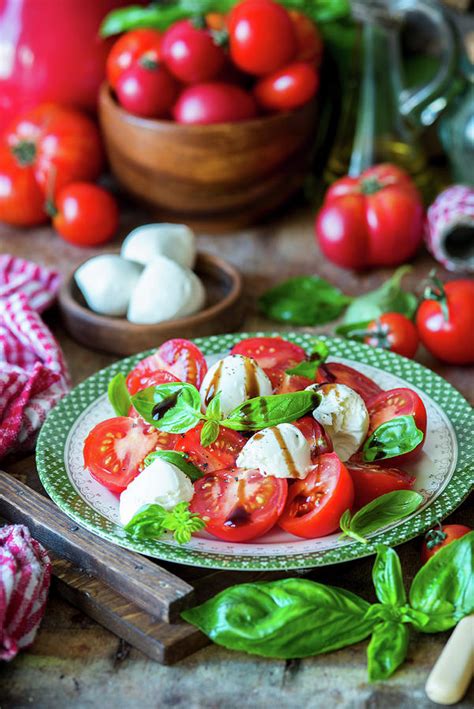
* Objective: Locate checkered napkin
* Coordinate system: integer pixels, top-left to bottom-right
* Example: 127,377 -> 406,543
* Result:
0,525 -> 51,661
0,255 -> 70,459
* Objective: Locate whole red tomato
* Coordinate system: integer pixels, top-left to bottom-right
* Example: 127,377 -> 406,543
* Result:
0,148 -> 48,227
315,164 -> 424,269
162,19 -> 227,84
254,62 -> 319,112
416,278 -> 474,365
289,10 -> 323,66
364,312 -> 419,359
51,182 -> 118,247
173,82 -> 257,125
421,524 -> 471,563
228,0 -> 297,76
107,29 -> 163,88
115,62 -> 179,118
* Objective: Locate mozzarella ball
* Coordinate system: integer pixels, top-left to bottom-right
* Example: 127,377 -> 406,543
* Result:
236,423 -> 311,479
200,354 -> 272,417
121,223 -> 196,269
75,255 -> 143,317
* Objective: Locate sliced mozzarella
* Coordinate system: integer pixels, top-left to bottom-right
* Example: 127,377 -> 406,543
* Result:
119,457 -> 194,526
236,423 -> 311,479
308,382 -> 369,462
75,255 -> 143,317
121,223 -> 196,269
199,354 -> 272,417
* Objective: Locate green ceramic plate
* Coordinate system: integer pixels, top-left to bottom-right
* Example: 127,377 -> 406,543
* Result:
36,332 -> 473,571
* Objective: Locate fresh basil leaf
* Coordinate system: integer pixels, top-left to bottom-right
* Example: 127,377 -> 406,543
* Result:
286,340 -> 329,378
364,603 -> 430,627
182,578 -> 376,659
335,320 -> 372,342
340,491 -> 423,541
372,545 -> 406,606
409,531 -> 474,632
363,415 -> 423,462
339,509 -> 368,545
144,450 -> 203,481
200,420 -> 220,447
206,392 -> 222,422
343,266 -> 417,326
108,373 -> 132,417
367,621 -> 410,681
162,502 -> 206,545
259,276 -> 352,326
124,503 -> 167,540
223,390 -> 320,431
131,382 -> 202,433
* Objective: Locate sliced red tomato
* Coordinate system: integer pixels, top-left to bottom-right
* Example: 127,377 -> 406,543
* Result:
278,452 -> 354,539
275,372 -> 312,394
367,387 -> 427,460
130,339 -> 208,389
293,416 -> 332,460
174,423 -> 246,474
83,417 -> 171,493
191,467 -> 288,542
316,362 -> 382,405
126,365 -> 180,396
231,337 -> 306,390
347,460 -> 415,509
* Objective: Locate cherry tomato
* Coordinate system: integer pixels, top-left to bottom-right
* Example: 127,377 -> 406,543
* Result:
365,313 -> 419,359
115,62 -> 179,118
126,367 -> 180,396
228,0 -> 297,76
315,164 -> 424,269
5,103 -> 103,197
191,466 -> 288,542
316,362 -> 382,405
254,62 -> 319,112
135,339 -> 208,388
416,279 -> 474,365
347,461 -> 415,509
289,10 -> 323,66
279,453 -> 354,538
174,422 -> 246,474
0,148 -> 47,226
83,416 -> 164,493
106,29 -> 163,88
162,19 -> 226,84
368,387 -> 427,460
52,182 -> 118,247
293,416 -> 333,460
231,336 -> 306,389
173,82 -> 257,125
421,524 -> 472,563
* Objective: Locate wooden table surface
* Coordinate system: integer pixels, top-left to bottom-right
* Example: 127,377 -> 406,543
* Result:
0,201 -> 472,708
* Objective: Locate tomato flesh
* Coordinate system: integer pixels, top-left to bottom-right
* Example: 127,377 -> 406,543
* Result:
293,416 -> 332,460
174,423 -> 246,474
191,467 -> 288,542
231,336 -> 306,390
316,362 -> 382,405
138,339 -> 208,388
347,461 -> 415,509
368,387 -> 427,460
126,365 -> 180,396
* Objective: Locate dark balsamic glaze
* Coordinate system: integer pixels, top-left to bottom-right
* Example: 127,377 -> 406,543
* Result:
204,360 -> 224,406
243,357 -> 260,399
272,426 -> 298,478
224,506 -> 251,527
152,392 -> 180,420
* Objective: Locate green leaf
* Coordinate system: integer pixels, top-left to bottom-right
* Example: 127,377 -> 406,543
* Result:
223,390 -> 320,431
335,320 -> 372,342
162,502 -> 206,545
367,621 -> 410,681
286,340 -> 329,378
182,578 -> 376,659
339,491 -> 423,542
409,531 -> 474,632
363,415 -> 423,462
124,503 -> 167,541
144,450 -> 203,482
200,420 -> 220,447
206,392 -> 222,422
258,276 -> 352,326
131,382 -> 202,433
343,266 -> 417,326
372,545 -> 406,606
108,373 -> 132,417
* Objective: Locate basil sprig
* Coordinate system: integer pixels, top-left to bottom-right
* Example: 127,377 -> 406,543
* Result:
343,266 -> 417,326
125,502 -> 206,545
222,390 -> 320,431
339,491 -> 423,544
108,373 -> 132,416
285,340 -> 329,379
363,415 -> 423,462
183,534 -> 474,682
144,450 -> 203,482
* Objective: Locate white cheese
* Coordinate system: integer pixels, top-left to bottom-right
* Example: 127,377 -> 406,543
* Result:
119,457 -> 194,526
75,255 -> 143,317
121,223 -> 196,269
236,423 -> 311,479
199,354 -> 272,417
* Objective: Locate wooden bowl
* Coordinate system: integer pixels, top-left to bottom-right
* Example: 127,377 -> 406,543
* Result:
59,252 -> 244,356
99,83 -> 319,231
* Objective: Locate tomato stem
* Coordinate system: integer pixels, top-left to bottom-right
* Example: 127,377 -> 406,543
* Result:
11,141 -> 36,167
423,271 -> 450,322
360,176 -> 384,195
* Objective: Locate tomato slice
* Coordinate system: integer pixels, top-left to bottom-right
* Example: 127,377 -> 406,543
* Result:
347,461 -> 415,509
231,337 -> 306,390
367,387 -> 427,460
83,417 -> 172,493
316,362 -> 382,405
190,467 -> 288,542
275,372 -> 312,394
126,367 -> 180,396
293,416 -> 332,461
132,339 -> 208,389
174,423 -> 246,474
278,452 -> 354,538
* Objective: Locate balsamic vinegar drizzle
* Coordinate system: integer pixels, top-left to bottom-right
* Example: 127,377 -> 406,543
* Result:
243,357 -> 260,399
271,426 -> 298,478
204,360 -> 224,406
152,392 -> 180,420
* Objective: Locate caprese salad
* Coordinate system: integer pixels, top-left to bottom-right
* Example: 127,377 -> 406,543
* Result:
83,336 -> 427,544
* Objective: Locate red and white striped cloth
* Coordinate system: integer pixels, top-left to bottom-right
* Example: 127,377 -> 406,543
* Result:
0,524 -> 51,661
0,256 -> 70,459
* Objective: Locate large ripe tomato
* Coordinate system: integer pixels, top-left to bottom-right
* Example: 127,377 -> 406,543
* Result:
115,62 -> 179,118
52,182 -> 118,247
126,367 -> 180,396
416,279 -> 474,365
289,10 -> 323,66
83,416 -> 165,493
254,62 -> 319,112
421,524 -> 472,563
316,362 -> 382,405
231,336 -> 306,389
365,313 -> 419,359
0,148 -> 47,226
228,0 -> 297,76
5,103 -> 104,197
293,416 -> 333,460
135,339 -> 208,388
107,29 -> 163,88
173,82 -> 257,125
162,19 -> 226,84
174,423 -> 246,474
315,164 -> 424,269
367,387 -> 427,460
191,466 -> 288,542
347,461 -> 415,509
279,453 -> 354,538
